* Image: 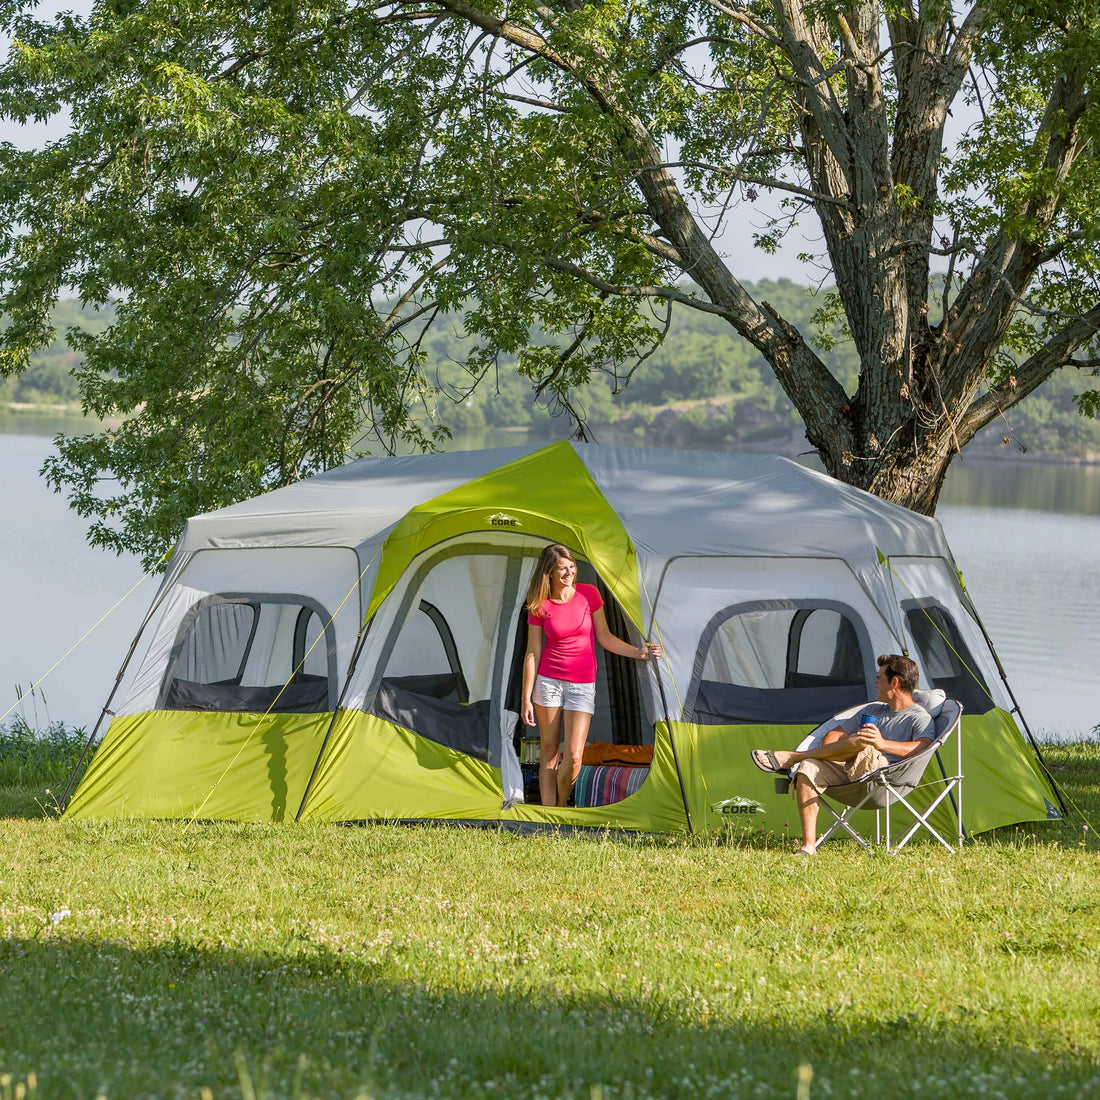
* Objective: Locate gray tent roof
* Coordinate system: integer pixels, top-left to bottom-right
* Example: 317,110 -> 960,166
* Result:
176,442 -> 953,566
577,445 -> 951,563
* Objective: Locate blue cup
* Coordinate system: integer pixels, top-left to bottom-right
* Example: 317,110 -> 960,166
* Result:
861,713 -> 879,728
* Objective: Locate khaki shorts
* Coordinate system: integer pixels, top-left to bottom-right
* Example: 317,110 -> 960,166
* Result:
532,675 -> 596,715
795,747 -> 889,793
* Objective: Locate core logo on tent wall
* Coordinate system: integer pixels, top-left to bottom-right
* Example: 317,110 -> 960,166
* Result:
488,512 -> 522,528
711,796 -> 765,815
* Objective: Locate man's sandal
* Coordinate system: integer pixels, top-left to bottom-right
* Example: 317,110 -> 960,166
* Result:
751,749 -> 789,775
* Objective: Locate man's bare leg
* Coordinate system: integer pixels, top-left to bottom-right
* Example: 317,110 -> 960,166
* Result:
793,774 -> 820,855
755,738 -> 864,772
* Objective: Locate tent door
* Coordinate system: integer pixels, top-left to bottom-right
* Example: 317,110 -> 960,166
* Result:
357,542 -> 544,805
501,558 -> 652,806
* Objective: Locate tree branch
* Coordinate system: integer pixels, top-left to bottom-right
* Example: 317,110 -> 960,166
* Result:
703,0 -> 780,45
658,161 -> 850,206
943,69 -> 1091,396
539,256 -> 733,317
431,0 -> 843,423
956,300 -> 1100,441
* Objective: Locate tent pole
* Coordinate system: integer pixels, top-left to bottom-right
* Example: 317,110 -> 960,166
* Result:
294,708 -> 346,822
651,653 -> 693,836
61,699 -> 114,811
60,545 -> 187,810
294,619 -> 374,822
59,606 -> 156,810
883,550 -> 1067,819
639,573 -> 693,835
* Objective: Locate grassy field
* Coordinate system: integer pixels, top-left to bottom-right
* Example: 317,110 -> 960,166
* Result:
0,729 -> 1098,1100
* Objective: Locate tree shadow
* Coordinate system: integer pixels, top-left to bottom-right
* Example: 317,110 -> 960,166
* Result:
0,937 -> 1094,1099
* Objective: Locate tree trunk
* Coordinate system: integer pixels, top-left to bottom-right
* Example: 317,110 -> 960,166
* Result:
818,423 -> 959,516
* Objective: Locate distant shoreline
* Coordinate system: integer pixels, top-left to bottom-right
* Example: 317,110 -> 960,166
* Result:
2,401 -> 84,413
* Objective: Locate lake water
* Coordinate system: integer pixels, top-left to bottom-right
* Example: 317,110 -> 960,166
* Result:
2,419 -> 1098,738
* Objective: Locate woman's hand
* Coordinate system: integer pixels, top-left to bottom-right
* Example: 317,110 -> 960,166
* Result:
521,623 -> 542,729
639,642 -> 662,660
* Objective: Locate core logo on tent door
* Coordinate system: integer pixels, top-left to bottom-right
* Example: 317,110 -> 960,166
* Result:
711,796 -> 765,815
488,512 -> 522,528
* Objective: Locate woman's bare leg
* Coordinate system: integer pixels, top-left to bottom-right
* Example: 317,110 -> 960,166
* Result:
536,703 -> 563,806
556,709 -> 593,807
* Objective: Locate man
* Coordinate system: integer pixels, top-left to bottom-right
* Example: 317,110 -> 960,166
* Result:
751,654 -> 934,855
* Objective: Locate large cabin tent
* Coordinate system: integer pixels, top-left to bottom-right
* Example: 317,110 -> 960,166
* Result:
65,442 -> 1061,835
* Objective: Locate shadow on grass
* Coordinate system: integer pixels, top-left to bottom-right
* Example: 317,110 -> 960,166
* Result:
0,786 -> 61,819
0,937 -> 1096,1099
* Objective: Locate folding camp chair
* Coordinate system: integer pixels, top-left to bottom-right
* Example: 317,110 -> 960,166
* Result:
792,691 -> 964,854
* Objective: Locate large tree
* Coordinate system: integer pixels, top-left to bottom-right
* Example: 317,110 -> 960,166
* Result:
1,0 -> 1099,567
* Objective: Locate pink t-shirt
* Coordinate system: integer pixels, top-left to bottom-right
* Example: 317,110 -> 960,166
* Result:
529,582 -> 604,683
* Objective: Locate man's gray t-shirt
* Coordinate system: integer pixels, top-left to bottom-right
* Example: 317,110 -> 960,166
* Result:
840,702 -> 934,762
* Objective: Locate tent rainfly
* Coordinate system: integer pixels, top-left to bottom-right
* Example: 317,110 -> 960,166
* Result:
65,442 -> 1062,836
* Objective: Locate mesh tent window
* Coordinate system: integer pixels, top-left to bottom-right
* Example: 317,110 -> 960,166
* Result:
383,600 -> 470,705
685,601 -> 872,724
368,551 -> 515,765
160,594 -> 336,713
904,600 -> 994,715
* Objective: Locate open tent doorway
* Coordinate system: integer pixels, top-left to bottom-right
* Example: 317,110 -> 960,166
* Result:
501,558 -> 656,808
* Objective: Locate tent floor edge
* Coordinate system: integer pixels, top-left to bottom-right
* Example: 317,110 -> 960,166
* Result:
333,817 -> 653,838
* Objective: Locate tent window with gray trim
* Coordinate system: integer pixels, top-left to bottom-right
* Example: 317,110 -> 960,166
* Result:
904,601 -> 994,715
688,602 -> 870,724
160,595 -> 336,713
384,600 -> 470,704
370,552 -> 513,766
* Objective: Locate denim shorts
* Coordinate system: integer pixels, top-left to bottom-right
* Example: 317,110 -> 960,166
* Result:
532,675 -> 596,715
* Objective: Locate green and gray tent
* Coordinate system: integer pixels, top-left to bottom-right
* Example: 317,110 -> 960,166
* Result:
66,442 -> 1061,836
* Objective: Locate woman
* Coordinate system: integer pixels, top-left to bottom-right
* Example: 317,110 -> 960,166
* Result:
520,544 -> 661,807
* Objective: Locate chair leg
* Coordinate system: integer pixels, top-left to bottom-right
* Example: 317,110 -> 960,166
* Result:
816,796 -> 875,851
816,779 -> 965,855
886,782 -> 962,853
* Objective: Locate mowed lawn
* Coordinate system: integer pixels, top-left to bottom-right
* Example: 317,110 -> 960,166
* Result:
0,740 -> 1098,1100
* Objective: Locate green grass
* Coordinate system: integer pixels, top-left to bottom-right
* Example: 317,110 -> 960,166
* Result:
0,718 -> 88,817
0,733 -> 1098,1100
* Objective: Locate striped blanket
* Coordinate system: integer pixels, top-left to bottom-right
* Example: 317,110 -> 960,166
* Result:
573,764 -> 649,808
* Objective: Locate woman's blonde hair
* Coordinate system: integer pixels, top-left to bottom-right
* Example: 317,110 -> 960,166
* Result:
525,543 -> 576,618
